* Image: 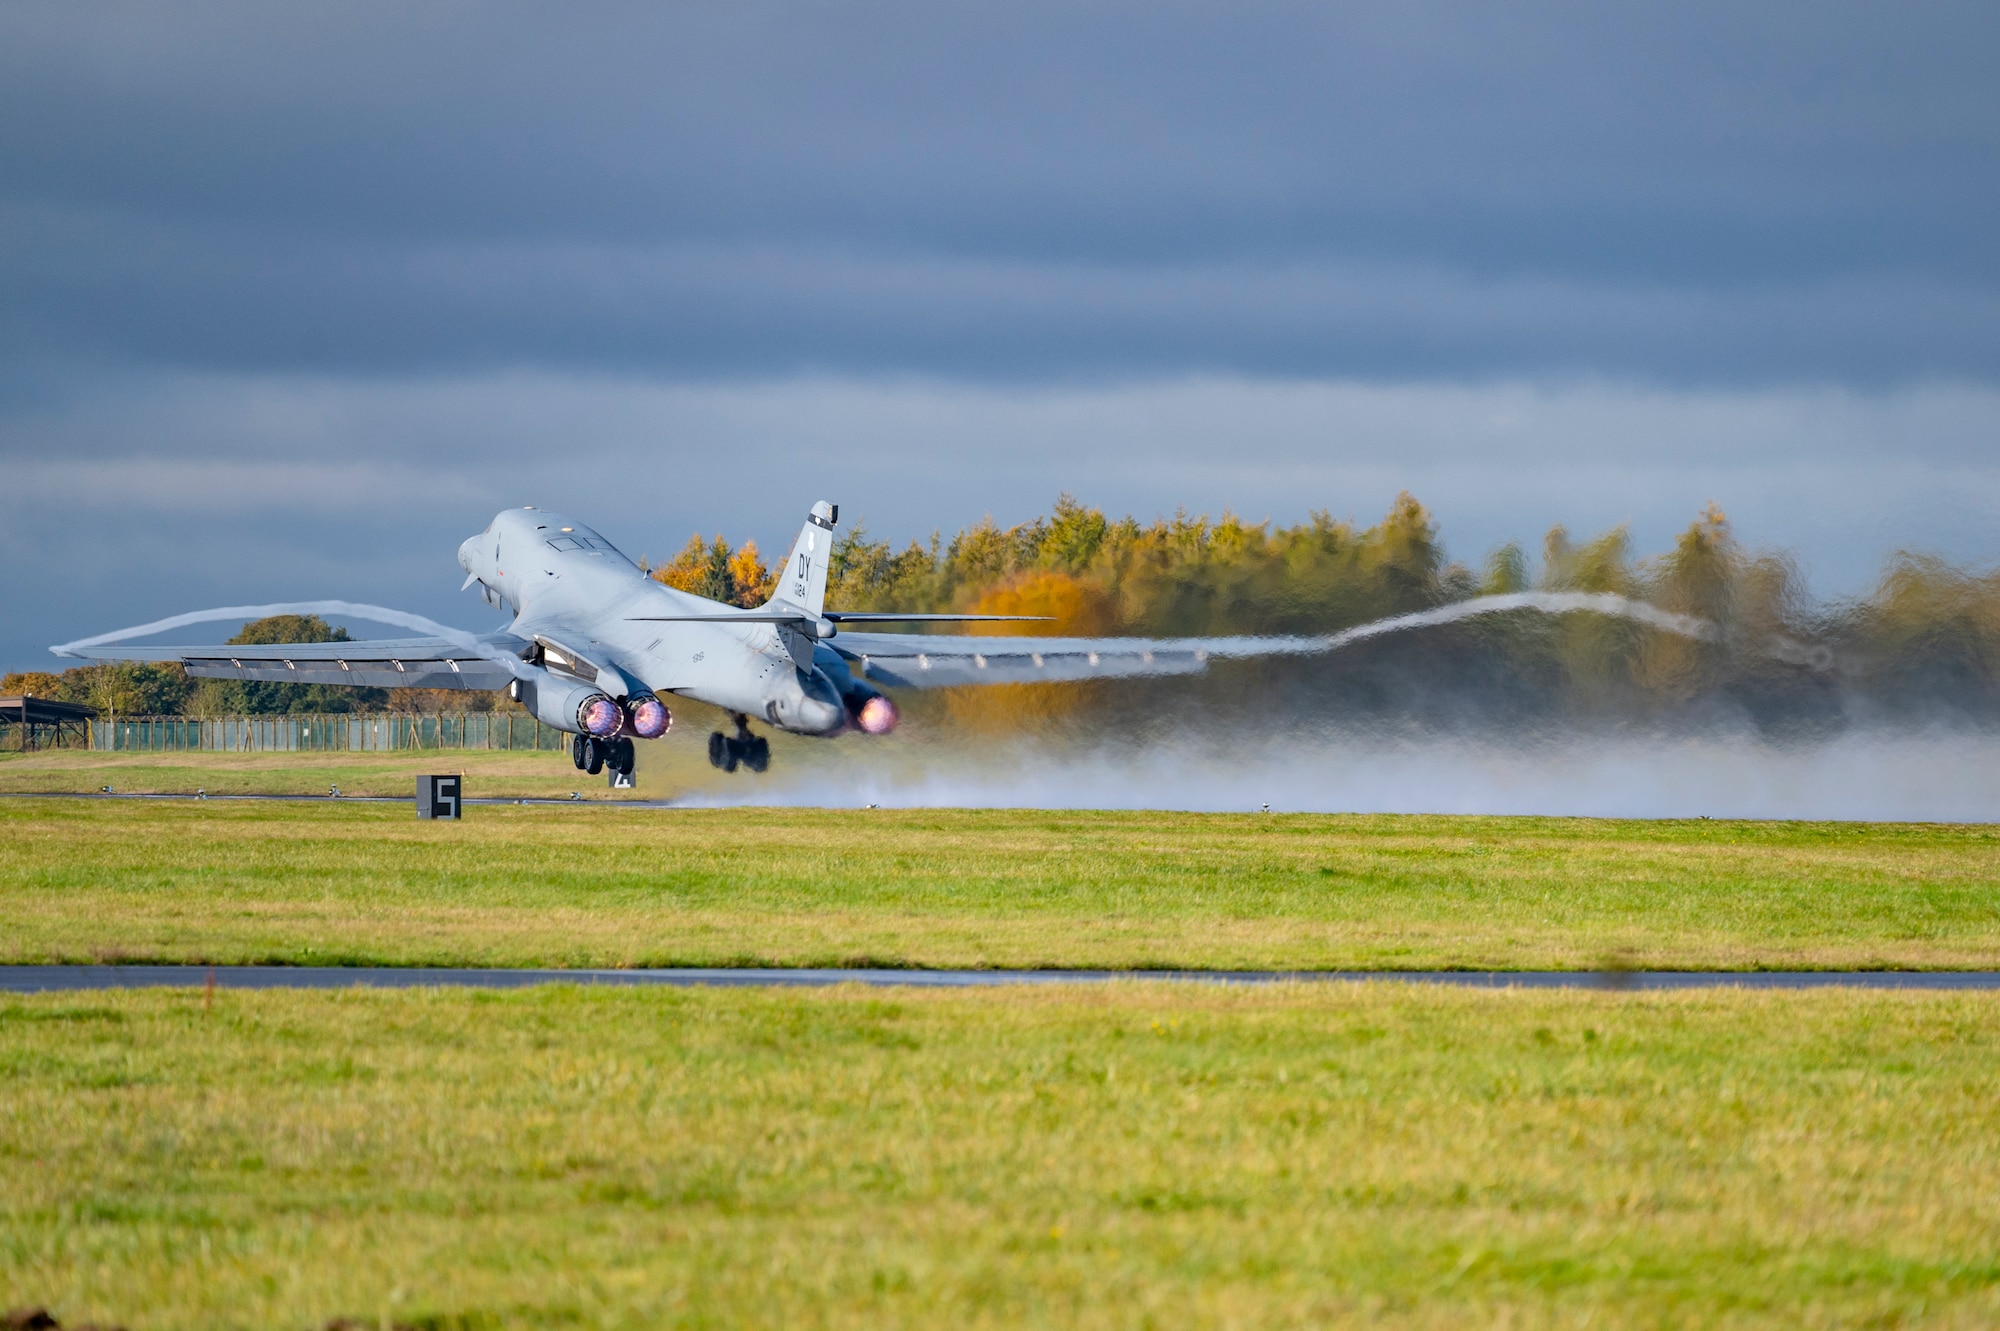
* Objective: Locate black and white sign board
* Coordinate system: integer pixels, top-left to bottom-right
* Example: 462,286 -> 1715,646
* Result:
417,774 -> 462,819
608,769 -> 635,790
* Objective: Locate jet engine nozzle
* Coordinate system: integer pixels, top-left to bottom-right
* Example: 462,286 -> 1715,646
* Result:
854,694 -> 899,735
626,695 -> 671,739
521,669 -> 624,738
577,695 -> 623,737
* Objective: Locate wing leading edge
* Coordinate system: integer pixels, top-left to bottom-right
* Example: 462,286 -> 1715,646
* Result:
57,635 -> 529,691
827,630 -> 1320,689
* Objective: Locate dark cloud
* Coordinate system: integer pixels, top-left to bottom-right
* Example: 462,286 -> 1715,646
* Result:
0,0 -> 1994,383
4,0 -> 1998,671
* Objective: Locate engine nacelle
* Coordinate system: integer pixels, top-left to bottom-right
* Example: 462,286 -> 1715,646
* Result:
626,694 -> 671,739
520,670 -> 622,736
810,643 -> 900,736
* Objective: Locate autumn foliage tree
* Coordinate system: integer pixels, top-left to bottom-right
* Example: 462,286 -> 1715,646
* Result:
12,495 -> 2000,725
653,536 -> 775,607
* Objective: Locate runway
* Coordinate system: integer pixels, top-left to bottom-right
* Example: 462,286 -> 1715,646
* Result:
6,966 -> 2000,993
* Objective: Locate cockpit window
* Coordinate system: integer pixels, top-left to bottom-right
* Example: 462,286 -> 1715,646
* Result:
546,533 -> 630,561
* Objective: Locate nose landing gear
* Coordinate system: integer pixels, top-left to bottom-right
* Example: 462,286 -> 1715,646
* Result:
708,714 -> 770,774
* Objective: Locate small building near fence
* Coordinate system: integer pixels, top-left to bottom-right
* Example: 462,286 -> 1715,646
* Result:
0,696 -> 98,751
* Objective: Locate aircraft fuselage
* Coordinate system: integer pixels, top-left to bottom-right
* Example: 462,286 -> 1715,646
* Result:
458,507 -> 850,738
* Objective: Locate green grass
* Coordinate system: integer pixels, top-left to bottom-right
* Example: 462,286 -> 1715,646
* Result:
4,797 -> 1999,970
0,745 -> 697,800
4,984 -> 1998,1329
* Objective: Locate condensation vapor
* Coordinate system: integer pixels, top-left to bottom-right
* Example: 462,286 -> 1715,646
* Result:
674,596 -> 1970,821
49,600 -> 534,680
679,729 -> 2000,823
61,592 -> 1979,820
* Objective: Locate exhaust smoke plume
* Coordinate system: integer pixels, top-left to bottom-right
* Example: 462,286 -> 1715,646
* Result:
682,727 -> 2000,823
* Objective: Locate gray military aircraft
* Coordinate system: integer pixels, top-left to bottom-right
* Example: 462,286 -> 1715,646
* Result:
57,501 -> 1719,777
57,501 -> 1264,779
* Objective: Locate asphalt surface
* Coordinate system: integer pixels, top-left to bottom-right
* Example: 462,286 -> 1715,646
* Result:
6,966 -> 2000,993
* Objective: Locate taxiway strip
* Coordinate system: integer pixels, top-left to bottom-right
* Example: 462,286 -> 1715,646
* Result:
5,966 -> 2000,993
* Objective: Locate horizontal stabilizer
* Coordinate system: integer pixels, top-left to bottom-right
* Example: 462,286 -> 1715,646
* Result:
823,613 -> 1051,623
626,613 -> 817,624
627,611 -> 1050,625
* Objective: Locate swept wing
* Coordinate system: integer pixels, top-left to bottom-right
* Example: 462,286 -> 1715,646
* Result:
827,630 -> 1318,689
56,634 -> 529,691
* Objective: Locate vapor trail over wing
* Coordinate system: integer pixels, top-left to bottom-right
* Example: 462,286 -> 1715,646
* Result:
830,592 -> 1716,689
51,600 -> 531,689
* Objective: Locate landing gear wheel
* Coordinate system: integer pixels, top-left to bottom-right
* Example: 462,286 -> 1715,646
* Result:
708,731 -> 738,773
608,736 -> 636,776
743,736 -> 771,773
583,737 -> 605,775
571,733 -> 588,771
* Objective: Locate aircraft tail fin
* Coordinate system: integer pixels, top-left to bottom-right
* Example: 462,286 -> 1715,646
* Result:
768,500 -> 838,617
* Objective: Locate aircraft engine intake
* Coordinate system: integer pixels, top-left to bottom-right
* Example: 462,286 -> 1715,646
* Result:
626,695 -> 672,738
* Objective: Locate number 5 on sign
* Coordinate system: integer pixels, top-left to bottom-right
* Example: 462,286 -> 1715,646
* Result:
418,774 -> 462,819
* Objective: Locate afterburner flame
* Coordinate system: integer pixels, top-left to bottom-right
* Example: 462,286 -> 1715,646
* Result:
856,695 -> 899,735
578,695 -> 623,737
627,696 -> 671,738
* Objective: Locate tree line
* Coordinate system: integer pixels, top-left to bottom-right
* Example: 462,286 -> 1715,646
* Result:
9,495 -> 2000,724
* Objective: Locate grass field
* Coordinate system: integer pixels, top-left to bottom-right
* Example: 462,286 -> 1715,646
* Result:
5,794 -> 1999,971
0,744 -> 716,801
4,983 -> 1998,1330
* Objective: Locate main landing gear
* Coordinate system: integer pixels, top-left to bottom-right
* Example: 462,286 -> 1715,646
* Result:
572,733 -> 635,778
708,714 -> 770,774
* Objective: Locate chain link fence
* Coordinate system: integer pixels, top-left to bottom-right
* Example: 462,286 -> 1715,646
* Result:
83,714 -> 571,752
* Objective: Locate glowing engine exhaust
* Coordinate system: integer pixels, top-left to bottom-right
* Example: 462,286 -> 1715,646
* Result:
854,694 -> 899,735
577,694 -> 623,737
626,695 -> 672,739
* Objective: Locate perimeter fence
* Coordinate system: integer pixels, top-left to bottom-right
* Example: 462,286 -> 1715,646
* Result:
72,714 -> 571,753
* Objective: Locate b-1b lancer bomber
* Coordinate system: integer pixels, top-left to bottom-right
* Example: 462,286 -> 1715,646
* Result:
58,502 -> 1263,780
60,501 -> 1719,779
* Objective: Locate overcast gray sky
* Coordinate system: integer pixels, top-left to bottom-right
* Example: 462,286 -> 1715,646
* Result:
4,0 -> 1997,669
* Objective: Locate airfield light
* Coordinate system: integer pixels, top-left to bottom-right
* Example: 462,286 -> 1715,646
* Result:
627,696 -> 671,738
856,695 -> 899,735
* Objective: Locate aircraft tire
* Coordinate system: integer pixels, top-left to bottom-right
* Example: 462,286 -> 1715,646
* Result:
609,737 -> 636,775
584,738 -> 605,776
571,733 -> 588,771
744,736 -> 770,773
707,731 -> 728,769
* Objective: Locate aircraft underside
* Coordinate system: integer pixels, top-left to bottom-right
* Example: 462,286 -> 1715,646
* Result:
565,711 -> 771,778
